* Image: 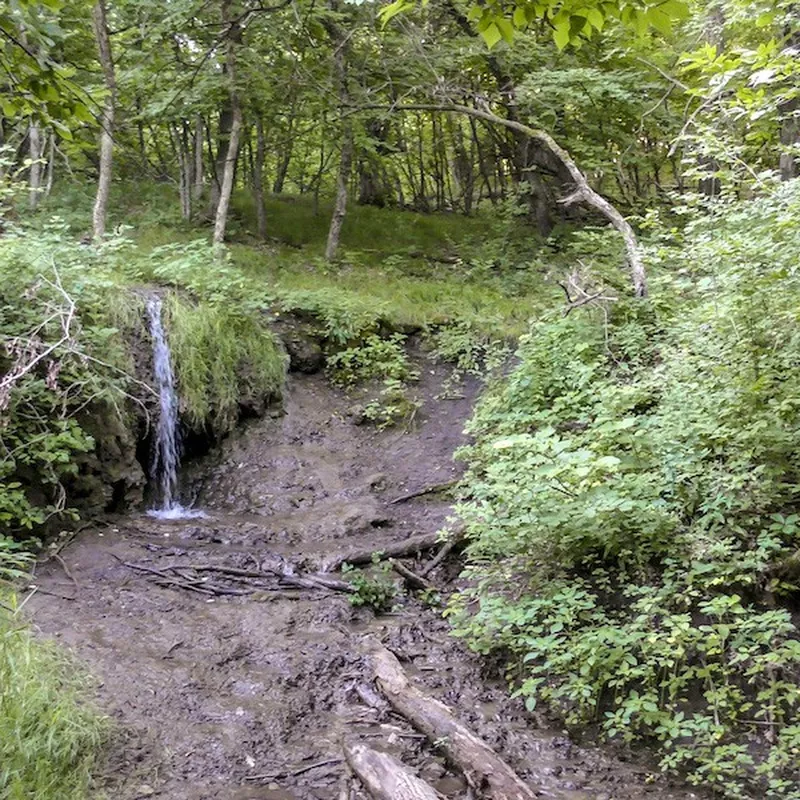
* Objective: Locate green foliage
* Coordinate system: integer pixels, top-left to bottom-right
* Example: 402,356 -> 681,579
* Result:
0,598 -> 108,799
428,318 -> 511,389
0,225 -> 139,535
449,183 -> 800,798
381,0 -> 689,50
0,538 -> 33,585
328,334 -> 422,429
361,378 -> 422,431
327,333 -> 417,387
343,557 -> 400,612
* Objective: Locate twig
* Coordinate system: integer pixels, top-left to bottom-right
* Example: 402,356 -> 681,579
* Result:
244,757 -> 344,782
388,480 -> 457,505
26,585 -> 75,601
419,534 -> 463,577
53,553 -> 79,590
389,559 -> 432,591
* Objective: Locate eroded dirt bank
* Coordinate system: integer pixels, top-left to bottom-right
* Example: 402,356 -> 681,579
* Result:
27,362 -> 700,800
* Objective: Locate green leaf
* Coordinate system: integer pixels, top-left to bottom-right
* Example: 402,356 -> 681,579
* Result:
586,8 -> 604,30
480,22 -> 503,48
495,17 -> 515,43
553,20 -> 571,50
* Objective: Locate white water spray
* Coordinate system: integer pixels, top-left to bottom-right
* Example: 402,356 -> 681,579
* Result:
145,295 -> 204,520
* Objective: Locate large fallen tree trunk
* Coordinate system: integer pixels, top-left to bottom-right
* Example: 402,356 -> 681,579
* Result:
343,741 -> 441,800
372,645 -> 554,800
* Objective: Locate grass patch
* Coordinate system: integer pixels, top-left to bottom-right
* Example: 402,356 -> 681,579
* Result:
0,598 -> 107,799
164,292 -> 287,433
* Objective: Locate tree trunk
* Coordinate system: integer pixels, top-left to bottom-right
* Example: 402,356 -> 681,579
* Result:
698,4 -> 724,196
371,645 -> 543,800
28,123 -> 43,210
254,116 -> 267,238
44,131 -> 55,198
324,1 -> 351,261
193,114 -> 205,201
209,100 -> 234,216
91,0 -> 116,240
273,133 -> 293,194
343,741 -> 439,800
177,121 -> 192,220
213,0 -> 243,246
779,24 -> 799,180
324,133 -> 352,260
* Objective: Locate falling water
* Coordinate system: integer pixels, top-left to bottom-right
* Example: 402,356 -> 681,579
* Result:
145,295 -> 204,520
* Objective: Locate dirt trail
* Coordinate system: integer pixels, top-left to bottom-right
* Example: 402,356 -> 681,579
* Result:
27,362 -> 699,800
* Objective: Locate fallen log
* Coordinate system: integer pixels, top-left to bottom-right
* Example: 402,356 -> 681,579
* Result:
324,532 -> 448,573
372,645 -> 544,800
343,741 -> 440,800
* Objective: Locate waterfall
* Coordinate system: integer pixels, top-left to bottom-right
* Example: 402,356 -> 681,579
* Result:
145,295 -> 204,520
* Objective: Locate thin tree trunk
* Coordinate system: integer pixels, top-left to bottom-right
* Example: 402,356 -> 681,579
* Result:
254,116 -> 267,238
44,131 -> 55,198
780,24 -> 799,180
209,100 -> 233,216
193,115 -> 205,200
28,123 -> 43,210
91,0 -> 116,240
213,0 -> 243,246
325,134 -> 352,260
177,121 -> 192,220
324,1 -> 351,261
273,132 -> 293,194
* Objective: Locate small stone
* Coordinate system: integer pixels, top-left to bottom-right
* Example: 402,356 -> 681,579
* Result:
136,785 -> 155,797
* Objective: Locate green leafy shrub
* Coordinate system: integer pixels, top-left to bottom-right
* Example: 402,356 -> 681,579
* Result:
449,183 -> 800,798
327,333 -> 418,387
343,558 -> 399,612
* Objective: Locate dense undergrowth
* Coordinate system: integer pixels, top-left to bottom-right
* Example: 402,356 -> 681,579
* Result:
449,184 -> 800,798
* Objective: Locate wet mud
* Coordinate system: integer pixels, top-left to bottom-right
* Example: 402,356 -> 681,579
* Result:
27,362 -> 701,800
